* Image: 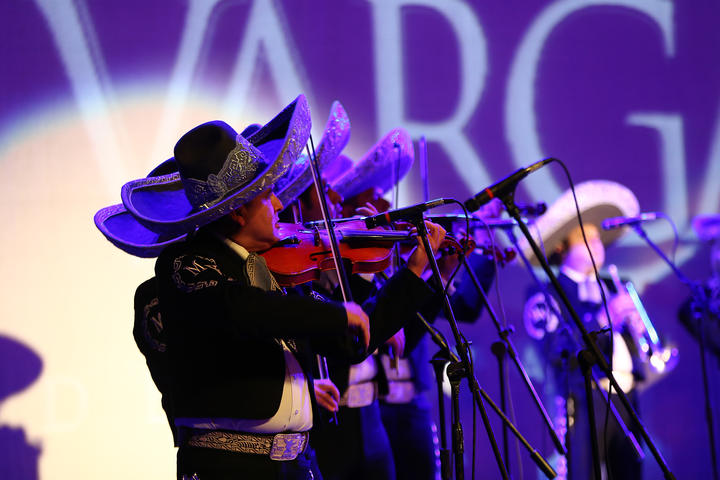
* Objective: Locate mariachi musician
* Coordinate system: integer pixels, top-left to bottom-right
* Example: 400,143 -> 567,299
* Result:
306,125 -> 502,480
94,95 -> 446,479
271,104 -> 449,480
522,180 -> 676,480
278,116 -> 422,480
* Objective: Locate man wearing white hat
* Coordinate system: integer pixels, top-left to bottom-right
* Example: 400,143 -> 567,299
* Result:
522,180 -> 650,480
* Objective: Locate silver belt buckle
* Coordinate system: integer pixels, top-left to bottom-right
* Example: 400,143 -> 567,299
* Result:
269,432 -> 306,461
342,382 -> 377,408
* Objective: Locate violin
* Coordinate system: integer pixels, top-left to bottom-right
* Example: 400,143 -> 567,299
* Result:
426,213 -> 517,266
473,243 -> 516,267
260,219 -> 473,286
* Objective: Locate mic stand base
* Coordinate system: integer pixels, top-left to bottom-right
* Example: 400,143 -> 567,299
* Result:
417,315 -> 558,479
410,215 -> 509,480
431,351 -> 453,480
577,346 -> 603,480
491,341 -> 511,475
447,362 -> 466,480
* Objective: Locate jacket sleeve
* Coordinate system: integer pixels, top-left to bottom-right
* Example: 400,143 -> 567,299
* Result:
314,267 -> 435,364
361,267 -> 435,354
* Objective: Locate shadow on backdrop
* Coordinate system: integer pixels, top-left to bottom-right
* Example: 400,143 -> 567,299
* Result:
0,335 -> 43,480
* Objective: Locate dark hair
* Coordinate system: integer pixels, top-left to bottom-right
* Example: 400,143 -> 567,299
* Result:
547,238 -> 570,266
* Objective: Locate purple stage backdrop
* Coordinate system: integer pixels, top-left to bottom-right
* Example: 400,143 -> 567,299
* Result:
1,1 -> 718,478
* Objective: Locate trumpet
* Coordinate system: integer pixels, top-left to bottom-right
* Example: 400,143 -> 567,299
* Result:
607,264 -> 679,380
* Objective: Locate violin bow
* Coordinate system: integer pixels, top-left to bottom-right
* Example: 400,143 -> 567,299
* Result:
306,135 -> 357,425
418,135 -> 429,203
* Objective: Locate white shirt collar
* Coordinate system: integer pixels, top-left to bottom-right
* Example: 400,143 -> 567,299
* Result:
561,265 -> 604,303
214,233 -> 250,260
560,265 -> 592,283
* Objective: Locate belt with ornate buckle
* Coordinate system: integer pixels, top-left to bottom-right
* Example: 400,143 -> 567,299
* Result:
339,381 -> 377,408
183,429 -> 309,461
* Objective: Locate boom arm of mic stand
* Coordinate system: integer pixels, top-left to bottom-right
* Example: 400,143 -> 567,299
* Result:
416,313 -> 557,479
459,253 -> 567,456
502,199 -> 676,480
503,228 -> 644,460
412,215 -> 510,480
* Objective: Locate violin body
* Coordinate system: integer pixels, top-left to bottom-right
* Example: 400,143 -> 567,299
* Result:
261,220 -> 476,286
261,222 -> 398,286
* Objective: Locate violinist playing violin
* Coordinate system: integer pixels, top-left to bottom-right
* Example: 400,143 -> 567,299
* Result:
521,180 -> 675,480
370,197 -> 504,480
282,123 -> 502,480
94,95 -> 444,480
270,121 -> 447,480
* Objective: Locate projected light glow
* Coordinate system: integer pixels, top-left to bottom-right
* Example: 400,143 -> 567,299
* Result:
0,0 -> 718,478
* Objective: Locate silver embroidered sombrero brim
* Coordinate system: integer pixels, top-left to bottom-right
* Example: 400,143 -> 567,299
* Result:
94,203 -> 187,258
518,180 -> 640,265
121,95 -> 311,236
94,125 -> 276,258
275,101 -> 351,207
332,127 -> 414,199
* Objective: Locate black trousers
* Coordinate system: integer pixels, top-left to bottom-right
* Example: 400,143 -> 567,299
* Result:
176,443 -> 321,480
312,401 -> 395,480
567,388 -> 643,480
380,396 -> 437,480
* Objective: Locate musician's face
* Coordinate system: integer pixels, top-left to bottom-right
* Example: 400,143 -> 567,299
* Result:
564,224 -> 605,274
234,189 -> 283,251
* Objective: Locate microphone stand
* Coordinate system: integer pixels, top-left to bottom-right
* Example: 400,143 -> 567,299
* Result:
409,213 -> 509,480
431,348 -> 453,480
577,346 -> 603,479
630,224 -> 718,480
416,312 -> 557,479
501,197 -> 676,479
459,253 -> 567,458
490,340 -> 510,474
503,228 -> 645,460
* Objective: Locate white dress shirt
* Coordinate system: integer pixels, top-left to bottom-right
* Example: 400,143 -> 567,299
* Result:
174,237 -> 313,433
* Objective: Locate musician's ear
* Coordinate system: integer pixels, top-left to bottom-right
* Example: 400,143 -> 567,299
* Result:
229,207 -> 247,227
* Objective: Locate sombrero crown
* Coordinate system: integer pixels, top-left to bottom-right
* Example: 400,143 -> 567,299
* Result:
121,94 -> 311,236
519,180 -> 640,265
94,96 -> 311,257
274,101 -> 351,207
332,127 -> 414,199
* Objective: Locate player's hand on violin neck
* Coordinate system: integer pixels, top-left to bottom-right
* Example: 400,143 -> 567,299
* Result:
355,202 -> 379,217
406,221 -> 447,278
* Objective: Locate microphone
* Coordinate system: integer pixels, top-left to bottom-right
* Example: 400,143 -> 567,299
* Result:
464,157 -> 555,212
515,202 -> 547,217
601,212 -> 659,230
363,198 -> 451,228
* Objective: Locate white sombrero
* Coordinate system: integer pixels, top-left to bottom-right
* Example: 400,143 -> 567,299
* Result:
519,180 -> 640,265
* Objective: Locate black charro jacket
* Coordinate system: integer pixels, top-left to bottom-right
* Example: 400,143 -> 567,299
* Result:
152,231 -> 429,421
